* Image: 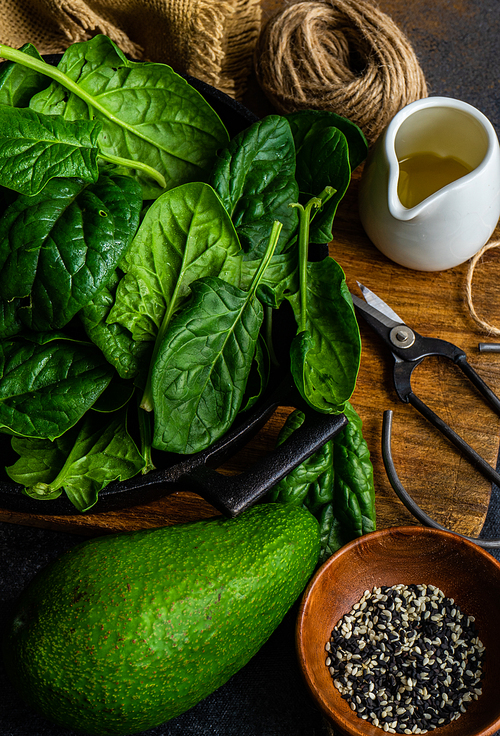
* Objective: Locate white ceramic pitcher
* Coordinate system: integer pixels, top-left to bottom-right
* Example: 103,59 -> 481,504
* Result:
358,96 -> 500,271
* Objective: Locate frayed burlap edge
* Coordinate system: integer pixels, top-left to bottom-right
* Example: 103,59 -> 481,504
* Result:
0,0 -> 261,98
190,0 -> 261,97
21,0 -> 143,58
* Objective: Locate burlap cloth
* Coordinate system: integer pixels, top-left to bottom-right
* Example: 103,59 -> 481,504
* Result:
0,0 -> 261,97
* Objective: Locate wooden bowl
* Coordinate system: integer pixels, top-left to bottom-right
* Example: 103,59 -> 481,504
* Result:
296,526 -> 500,736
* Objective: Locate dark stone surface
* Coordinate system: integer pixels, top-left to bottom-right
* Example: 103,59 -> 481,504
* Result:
1,1 -> 499,734
380,0 -> 500,137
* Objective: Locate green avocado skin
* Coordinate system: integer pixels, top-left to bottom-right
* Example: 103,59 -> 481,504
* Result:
3,503 -> 320,736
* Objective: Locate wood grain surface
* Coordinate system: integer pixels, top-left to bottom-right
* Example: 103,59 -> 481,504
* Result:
1,0 -> 500,538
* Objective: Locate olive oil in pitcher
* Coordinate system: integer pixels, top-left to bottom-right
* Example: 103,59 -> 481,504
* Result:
397,151 -> 473,208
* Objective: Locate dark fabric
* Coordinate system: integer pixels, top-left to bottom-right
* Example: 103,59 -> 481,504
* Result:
481,484 -> 500,560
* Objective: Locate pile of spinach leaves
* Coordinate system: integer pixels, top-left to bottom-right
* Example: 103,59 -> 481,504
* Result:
0,35 -> 374,541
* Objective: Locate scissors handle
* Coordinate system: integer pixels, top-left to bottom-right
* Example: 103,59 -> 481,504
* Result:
455,354 -> 500,415
382,410 -> 500,549
407,392 -> 500,488
393,352 -> 500,488
394,352 -> 500,416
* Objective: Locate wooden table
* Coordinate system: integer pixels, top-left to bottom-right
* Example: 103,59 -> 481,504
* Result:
1,0 -> 499,541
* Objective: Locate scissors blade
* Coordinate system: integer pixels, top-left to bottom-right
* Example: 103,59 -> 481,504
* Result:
356,282 -> 405,324
349,291 -> 401,330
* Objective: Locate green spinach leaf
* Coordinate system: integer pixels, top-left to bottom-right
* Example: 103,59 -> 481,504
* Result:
0,43 -> 50,108
287,110 -> 368,244
18,35 -> 230,198
151,221 -> 281,454
80,270 -> 150,383
267,410 -> 334,509
0,172 -> 142,331
240,248 -> 298,309
288,110 -> 368,174
268,403 -> 375,563
287,196 -> 360,413
289,257 -> 360,413
107,181 -> 242,409
0,298 -> 22,339
239,334 -> 270,413
0,105 -> 101,195
109,182 -> 242,341
7,408 -> 145,512
0,335 -> 113,439
332,401 -> 376,538
210,115 -> 299,258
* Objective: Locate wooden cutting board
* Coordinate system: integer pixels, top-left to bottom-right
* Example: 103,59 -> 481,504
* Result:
1,169 -> 499,537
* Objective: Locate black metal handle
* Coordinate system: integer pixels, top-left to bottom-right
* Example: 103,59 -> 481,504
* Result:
381,410 -> 500,550
407,392 -> 500,488
182,411 -> 347,517
455,354 -> 500,415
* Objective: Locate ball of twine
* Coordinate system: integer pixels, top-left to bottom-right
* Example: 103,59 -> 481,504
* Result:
254,0 -> 428,144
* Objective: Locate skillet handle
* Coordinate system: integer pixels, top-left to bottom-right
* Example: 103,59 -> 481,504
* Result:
181,410 -> 347,517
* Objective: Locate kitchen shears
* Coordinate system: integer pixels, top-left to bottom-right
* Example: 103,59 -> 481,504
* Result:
351,282 -> 500,548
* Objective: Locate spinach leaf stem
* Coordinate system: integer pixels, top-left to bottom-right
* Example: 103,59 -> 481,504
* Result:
99,152 -> 167,189
291,187 -> 337,332
249,220 -> 283,296
264,305 -> 280,367
291,198 -> 321,333
0,44 -> 166,189
137,404 -> 155,473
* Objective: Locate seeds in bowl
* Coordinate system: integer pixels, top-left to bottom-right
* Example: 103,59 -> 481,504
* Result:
325,583 -> 484,733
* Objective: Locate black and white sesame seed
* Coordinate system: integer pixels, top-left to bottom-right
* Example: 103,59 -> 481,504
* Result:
325,584 -> 484,733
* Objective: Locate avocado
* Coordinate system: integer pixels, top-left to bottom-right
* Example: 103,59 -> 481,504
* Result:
3,502 -> 320,735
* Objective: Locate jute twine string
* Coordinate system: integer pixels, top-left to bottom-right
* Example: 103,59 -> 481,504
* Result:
465,238 -> 500,335
254,0 -> 428,143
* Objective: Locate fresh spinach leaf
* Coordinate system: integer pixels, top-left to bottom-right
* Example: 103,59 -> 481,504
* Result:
13,35 -> 230,198
0,298 -> 22,338
287,110 -> 368,244
332,401 -> 376,537
151,221 -> 281,454
0,105 -> 101,195
287,195 -> 360,413
289,256 -> 360,413
0,172 -> 142,331
240,248 -> 298,309
0,43 -> 50,108
151,277 -> 264,453
107,181 -> 243,409
109,182 -> 242,341
267,403 -> 375,562
80,270 -> 151,383
267,409 -> 334,508
288,109 -> 368,173
210,115 -> 299,258
7,408 -> 145,512
239,334 -> 270,413
0,335 -> 114,439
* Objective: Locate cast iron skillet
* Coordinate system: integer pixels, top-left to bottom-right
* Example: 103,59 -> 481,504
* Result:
0,55 -> 348,517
